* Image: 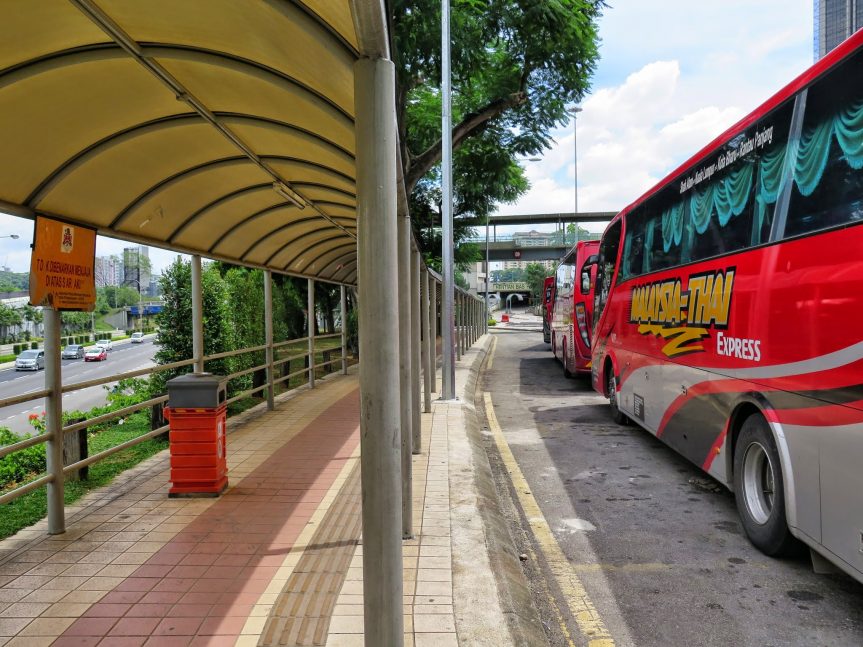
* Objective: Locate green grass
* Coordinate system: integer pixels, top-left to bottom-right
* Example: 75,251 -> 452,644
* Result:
0,413 -> 168,540
0,353 -> 15,363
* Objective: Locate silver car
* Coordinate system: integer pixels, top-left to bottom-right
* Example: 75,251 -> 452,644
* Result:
15,349 -> 45,371
61,344 -> 84,359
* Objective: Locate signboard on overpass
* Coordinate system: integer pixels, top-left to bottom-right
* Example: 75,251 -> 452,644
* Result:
490,281 -> 529,291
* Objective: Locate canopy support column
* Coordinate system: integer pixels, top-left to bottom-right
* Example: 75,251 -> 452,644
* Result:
411,247 -> 421,453
421,270 -> 432,413
308,278 -> 315,388
354,56 -> 404,647
191,255 -> 204,374
44,308 -> 64,535
397,212 -> 413,537
430,279 -> 438,394
264,270 -> 274,411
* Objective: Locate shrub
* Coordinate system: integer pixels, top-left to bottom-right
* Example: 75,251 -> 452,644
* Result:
30,342 -> 38,350
0,426 -> 46,489
13,344 -> 21,354
488,318 -> 497,326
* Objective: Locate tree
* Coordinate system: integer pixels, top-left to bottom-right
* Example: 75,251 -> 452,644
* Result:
0,303 -> 22,341
151,259 -> 232,395
393,0 -> 603,264
525,262 -> 550,301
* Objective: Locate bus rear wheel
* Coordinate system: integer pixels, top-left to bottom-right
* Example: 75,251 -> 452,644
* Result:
733,414 -> 797,557
607,371 -> 628,425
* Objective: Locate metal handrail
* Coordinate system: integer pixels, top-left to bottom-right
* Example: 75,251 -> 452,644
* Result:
315,333 -> 342,340
204,344 -> 268,362
0,388 -> 51,409
62,395 -> 169,435
0,431 -> 51,460
60,358 -> 196,394
0,474 -> 53,505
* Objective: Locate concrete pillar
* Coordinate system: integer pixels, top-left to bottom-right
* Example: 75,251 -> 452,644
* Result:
455,292 -> 462,361
397,213 -> 413,537
264,271 -> 274,410
354,56 -> 404,646
340,285 -> 348,375
430,280 -> 437,394
410,248 -> 421,454
421,270 -> 432,413
308,278 -> 315,388
191,255 -> 204,373
44,308 -> 64,534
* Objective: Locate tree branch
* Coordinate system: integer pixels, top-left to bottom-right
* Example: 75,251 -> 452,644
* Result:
404,91 -> 527,194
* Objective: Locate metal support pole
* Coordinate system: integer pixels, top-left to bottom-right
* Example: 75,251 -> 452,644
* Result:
264,270 -> 274,410
397,213 -> 413,537
354,56 -> 404,646
485,219 -> 490,326
430,280 -> 438,394
308,278 -> 315,388
410,248 -> 421,454
340,285 -> 348,375
44,308 -> 64,535
421,270 -> 432,413
191,255 -> 204,374
441,0 -> 456,399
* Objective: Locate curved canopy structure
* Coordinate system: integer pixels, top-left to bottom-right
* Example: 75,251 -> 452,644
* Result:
0,0 -> 366,284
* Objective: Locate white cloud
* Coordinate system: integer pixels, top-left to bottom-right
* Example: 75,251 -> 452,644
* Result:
499,0 -> 813,221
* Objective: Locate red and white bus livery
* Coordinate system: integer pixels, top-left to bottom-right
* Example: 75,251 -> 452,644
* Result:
551,240 -> 599,377
590,31 -> 863,583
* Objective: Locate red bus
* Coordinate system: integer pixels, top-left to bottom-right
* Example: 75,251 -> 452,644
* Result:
542,276 -> 555,343
551,240 -> 599,377
588,31 -> 863,583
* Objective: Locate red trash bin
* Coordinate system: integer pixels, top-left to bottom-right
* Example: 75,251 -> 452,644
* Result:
165,373 -> 228,497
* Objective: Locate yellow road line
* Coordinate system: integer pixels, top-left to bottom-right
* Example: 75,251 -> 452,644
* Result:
486,336 -> 498,370
484,390 -> 615,647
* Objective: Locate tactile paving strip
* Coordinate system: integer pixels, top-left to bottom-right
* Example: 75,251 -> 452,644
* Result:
259,461 -> 362,646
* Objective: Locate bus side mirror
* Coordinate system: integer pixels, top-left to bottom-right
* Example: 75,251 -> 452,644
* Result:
580,255 -> 599,295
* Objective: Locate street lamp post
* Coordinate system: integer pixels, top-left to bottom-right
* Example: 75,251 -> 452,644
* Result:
568,106 -> 582,243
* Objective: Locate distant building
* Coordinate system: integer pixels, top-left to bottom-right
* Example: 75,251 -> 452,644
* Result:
123,246 -> 151,294
815,0 -> 863,60
95,255 -> 122,287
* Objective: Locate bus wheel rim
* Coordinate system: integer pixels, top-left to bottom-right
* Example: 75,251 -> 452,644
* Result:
742,441 -> 775,525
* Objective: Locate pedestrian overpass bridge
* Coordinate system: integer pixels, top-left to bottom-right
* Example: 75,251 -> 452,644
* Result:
466,211 -> 616,261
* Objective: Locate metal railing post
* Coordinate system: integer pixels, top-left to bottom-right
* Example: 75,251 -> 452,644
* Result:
264,270 -> 274,410
44,307 -> 64,535
340,285 -> 348,375
397,212 -> 413,537
421,270 -> 432,413
354,55 -> 404,646
308,278 -> 315,388
410,247 -> 421,454
191,255 -> 204,373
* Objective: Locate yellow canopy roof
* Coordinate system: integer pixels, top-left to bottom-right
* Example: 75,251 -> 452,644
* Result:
0,0 -> 367,285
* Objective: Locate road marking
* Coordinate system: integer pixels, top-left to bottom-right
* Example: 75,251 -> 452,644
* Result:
484,390 -> 615,647
486,336 -> 498,371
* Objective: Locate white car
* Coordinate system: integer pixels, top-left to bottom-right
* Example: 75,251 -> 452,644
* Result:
130,332 -> 145,343
95,339 -> 113,352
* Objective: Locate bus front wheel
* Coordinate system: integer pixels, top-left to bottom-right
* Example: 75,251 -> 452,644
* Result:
607,371 -> 628,425
733,414 -> 797,557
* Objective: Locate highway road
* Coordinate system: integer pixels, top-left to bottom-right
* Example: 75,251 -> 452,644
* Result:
481,310 -> 863,647
0,339 -> 157,437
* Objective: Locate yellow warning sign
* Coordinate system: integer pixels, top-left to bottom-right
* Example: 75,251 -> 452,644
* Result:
29,216 -> 96,311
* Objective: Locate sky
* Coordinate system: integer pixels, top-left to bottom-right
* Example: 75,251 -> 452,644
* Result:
0,1 -> 816,275
499,0 -> 814,233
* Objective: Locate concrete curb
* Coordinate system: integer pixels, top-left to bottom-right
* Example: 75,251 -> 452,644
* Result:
455,335 -> 549,646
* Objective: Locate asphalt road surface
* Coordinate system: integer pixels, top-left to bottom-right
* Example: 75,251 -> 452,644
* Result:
482,310 -> 863,647
0,339 -> 157,436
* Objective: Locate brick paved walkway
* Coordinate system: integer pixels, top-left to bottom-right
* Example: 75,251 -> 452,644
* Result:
0,347 -> 495,646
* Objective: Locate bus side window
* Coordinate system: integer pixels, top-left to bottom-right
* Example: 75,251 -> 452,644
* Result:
594,220 -> 622,329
